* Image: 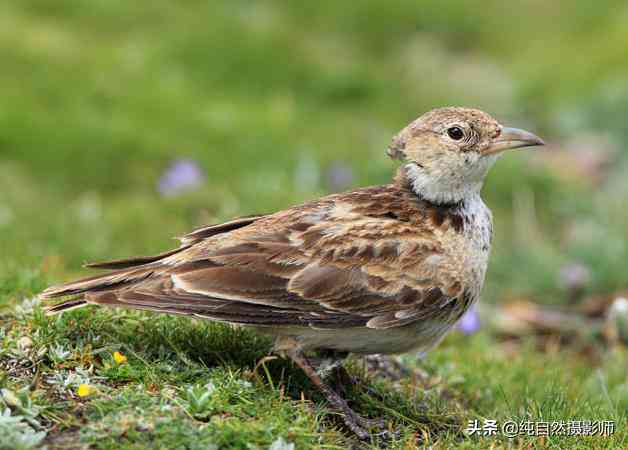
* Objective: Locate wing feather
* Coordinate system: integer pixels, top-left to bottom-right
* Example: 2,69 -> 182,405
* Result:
43,183 -> 468,330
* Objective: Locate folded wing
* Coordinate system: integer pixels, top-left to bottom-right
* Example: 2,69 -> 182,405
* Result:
41,185 -> 467,330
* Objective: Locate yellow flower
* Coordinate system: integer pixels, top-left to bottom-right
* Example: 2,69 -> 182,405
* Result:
77,384 -> 94,398
113,351 -> 127,364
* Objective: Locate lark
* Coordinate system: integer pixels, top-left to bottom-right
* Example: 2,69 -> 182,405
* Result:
41,107 -> 544,439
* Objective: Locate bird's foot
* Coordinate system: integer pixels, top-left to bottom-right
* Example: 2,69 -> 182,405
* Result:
336,409 -> 371,441
346,414 -> 401,445
288,349 -> 385,441
336,408 -> 395,442
354,415 -> 385,431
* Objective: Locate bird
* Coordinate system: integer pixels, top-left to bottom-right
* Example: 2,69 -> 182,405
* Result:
40,107 -> 544,439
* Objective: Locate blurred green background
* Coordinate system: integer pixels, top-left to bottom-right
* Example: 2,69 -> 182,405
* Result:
1,1 -> 627,448
2,0 -> 628,303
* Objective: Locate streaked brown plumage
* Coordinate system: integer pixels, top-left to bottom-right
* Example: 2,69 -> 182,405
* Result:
41,107 -> 544,439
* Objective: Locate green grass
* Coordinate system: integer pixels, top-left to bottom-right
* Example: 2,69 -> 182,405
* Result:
1,1 -> 628,448
1,304 -> 625,449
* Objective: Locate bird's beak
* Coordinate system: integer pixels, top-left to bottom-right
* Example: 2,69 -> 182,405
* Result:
483,127 -> 545,156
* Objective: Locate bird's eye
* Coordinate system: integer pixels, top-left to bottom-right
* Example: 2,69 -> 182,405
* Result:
447,126 -> 464,141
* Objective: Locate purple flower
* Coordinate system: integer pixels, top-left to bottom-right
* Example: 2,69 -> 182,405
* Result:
324,162 -> 354,192
457,304 -> 481,335
157,159 -> 205,197
558,262 -> 591,292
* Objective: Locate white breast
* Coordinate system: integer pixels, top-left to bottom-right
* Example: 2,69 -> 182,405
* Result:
462,193 -> 493,255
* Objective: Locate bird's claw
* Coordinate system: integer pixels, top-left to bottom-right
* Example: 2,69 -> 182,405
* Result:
355,416 -> 386,430
372,428 -> 402,447
343,413 -> 394,441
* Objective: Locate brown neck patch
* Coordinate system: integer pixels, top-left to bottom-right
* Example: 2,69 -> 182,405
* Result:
339,176 -> 467,235
393,166 -> 466,233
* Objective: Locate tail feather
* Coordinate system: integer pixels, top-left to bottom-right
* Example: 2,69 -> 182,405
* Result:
41,264 -> 160,315
84,245 -> 190,270
41,215 -> 265,303
39,214 -> 271,317
39,266 -> 156,300
45,298 -> 88,314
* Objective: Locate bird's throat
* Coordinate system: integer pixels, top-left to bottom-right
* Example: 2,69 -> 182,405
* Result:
397,164 -> 483,206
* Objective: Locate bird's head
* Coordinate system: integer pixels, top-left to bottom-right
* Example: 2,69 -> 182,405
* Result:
388,107 -> 544,204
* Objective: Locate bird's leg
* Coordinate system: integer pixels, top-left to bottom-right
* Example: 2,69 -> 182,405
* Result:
287,349 -> 383,440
